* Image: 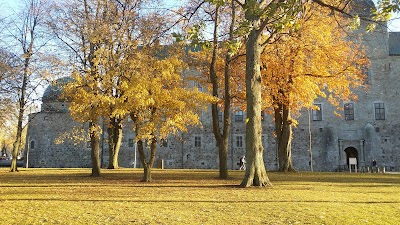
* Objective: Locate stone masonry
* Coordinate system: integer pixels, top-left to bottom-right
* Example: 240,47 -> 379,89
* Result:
25,1 -> 400,171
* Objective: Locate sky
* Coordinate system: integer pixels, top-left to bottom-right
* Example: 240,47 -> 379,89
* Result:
0,0 -> 399,31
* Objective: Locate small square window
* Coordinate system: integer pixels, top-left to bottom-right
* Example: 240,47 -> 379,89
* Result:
235,111 -> 244,122
236,136 -> 243,148
312,104 -> 322,121
218,110 -> 223,122
128,139 -> 134,147
194,136 -> 201,147
161,139 -> 168,147
197,84 -> 203,92
374,103 -> 385,120
344,103 -> 354,120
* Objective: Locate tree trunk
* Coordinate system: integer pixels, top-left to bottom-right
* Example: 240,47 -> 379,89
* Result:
90,121 -> 101,177
11,108 -> 23,172
107,116 -> 122,169
10,56 -> 29,172
208,5 -> 230,179
240,28 -> 272,187
137,138 -> 157,182
275,104 -> 296,172
10,135 -> 21,172
217,139 -> 229,178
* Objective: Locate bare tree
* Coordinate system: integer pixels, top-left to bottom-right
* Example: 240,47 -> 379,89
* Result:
0,0 -> 50,172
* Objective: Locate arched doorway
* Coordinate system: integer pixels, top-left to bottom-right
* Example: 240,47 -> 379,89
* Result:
344,147 -> 358,168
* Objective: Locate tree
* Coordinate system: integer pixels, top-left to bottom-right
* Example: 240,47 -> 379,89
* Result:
185,0 -> 242,179
51,0 -> 178,172
120,45 -> 215,182
260,3 -> 368,172
230,0 -> 303,187
185,0 -> 302,186
0,0 -> 50,172
54,0 -> 113,176
51,0 -> 139,174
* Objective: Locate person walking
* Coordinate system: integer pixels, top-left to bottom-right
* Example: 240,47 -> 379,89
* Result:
239,155 -> 246,170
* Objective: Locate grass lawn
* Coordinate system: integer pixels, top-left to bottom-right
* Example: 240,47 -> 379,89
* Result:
0,168 -> 399,224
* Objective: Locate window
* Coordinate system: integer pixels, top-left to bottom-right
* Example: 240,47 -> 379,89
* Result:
312,104 -> 322,121
344,103 -> 354,120
128,139 -> 134,147
235,110 -> 244,122
30,140 -> 35,149
194,82 -> 203,92
236,136 -> 243,148
198,84 -> 203,92
161,139 -> 168,147
194,136 -> 201,147
218,110 -> 223,122
362,67 -> 371,84
374,103 -> 385,120
262,135 -> 267,148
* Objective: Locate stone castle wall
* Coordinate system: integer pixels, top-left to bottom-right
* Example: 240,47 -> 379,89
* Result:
25,21 -> 400,171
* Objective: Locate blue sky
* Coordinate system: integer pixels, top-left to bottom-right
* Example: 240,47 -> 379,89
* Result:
0,0 -> 399,31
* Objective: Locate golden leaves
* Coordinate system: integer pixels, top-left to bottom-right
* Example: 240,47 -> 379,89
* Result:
261,3 -> 369,115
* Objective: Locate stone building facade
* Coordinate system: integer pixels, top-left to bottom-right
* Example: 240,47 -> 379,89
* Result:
25,1 -> 400,171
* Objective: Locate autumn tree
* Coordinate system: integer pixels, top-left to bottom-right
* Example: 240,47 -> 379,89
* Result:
50,0 -> 180,172
50,0 -> 139,174
227,0 -> 303,187
114,45 -> 216,182
0,0 -> 51,172
51,0 -> 116,176
0,51 -> 18,157
261,3 -> 368,172
183,0 -> 245,179
199,0 -> 381,187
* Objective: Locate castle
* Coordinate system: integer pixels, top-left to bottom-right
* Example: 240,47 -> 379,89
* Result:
25,1 -> 400,172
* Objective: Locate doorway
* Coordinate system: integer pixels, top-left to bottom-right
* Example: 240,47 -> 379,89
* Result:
344,147 -> 358,168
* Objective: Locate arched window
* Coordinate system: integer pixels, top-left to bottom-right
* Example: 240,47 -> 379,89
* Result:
30,140 -> 35,149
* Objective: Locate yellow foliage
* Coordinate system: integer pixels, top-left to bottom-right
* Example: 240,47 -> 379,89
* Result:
54,126 -> 89,146
261,3 -> 369,117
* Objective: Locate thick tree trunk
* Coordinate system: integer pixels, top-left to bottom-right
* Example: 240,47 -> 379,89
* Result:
143,164 -> 152,182
217,139 -> 229,178
90,121 -> 101,177
107,116 -> 122,169
240,28 -> 272,187
275,105 -> 296,172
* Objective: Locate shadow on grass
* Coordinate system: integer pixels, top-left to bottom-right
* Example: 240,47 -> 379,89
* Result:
0,198 -> 399,204
2,169 -> 400,186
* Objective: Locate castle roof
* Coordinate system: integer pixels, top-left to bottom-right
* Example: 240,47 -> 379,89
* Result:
350,0 -> 375,17
389,32 -> 400,56
42,77 -> 72,102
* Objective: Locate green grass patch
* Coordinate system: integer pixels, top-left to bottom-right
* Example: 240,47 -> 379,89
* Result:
0,168 -> 399,224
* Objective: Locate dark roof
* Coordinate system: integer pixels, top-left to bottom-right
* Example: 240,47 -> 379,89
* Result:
42,77 -> 72,102
349,0 -> 376,17
389,32 -> 400,56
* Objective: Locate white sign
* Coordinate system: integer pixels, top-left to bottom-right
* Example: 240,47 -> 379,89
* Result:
349,157 -> 357,173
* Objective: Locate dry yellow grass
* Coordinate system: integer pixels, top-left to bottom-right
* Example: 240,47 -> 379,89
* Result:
0,168 -> 399,224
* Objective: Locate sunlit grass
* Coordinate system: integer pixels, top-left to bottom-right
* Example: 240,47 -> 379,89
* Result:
0,168 -> 399,224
